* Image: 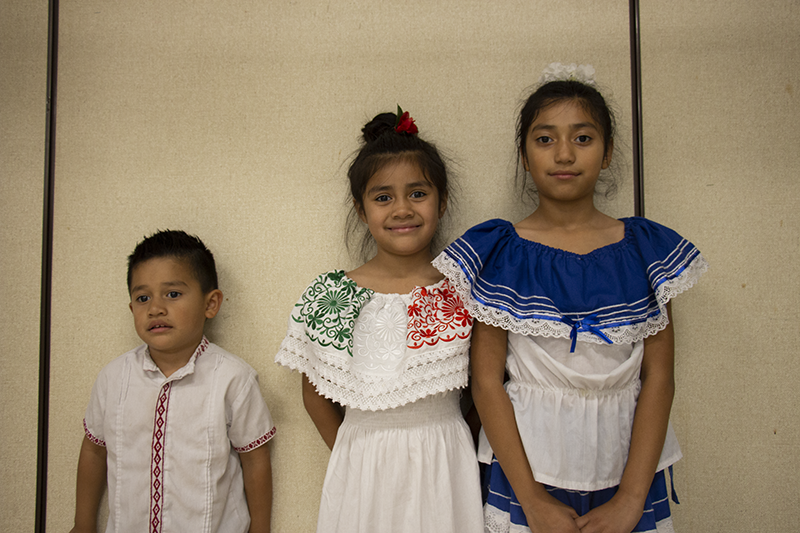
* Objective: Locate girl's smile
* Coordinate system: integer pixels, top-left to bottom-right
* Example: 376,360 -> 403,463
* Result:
358,158 -> 446,261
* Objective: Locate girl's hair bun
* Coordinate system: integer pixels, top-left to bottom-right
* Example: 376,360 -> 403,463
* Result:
361,112 -> 397,143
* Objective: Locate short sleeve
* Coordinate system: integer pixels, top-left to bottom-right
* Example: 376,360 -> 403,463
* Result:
228,372 -> 275,453
83,370 -> 109,447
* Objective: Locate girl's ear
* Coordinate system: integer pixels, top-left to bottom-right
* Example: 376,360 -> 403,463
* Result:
602,139 -> 614,169
204,289 -> 223,319
521,148 -> 530,173
438,192 -> 448,219
355,198 -> 367,223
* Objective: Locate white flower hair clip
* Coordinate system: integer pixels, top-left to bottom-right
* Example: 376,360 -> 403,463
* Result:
537,62 -> 596,87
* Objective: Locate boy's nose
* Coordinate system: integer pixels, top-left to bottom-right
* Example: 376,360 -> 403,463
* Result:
148,299 -> 167,316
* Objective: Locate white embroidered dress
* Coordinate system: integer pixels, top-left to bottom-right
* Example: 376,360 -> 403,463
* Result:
275,271 -> 483,533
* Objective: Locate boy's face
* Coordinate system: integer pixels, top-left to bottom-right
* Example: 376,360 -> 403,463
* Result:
129,257 -> 221,364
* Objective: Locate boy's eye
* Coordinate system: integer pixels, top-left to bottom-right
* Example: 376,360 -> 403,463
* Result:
135,295 -> 150,303
166,291 -> 181,298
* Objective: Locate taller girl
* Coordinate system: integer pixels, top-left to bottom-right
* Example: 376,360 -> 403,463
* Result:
435,64 -> 707,533
276,108 -> 483,533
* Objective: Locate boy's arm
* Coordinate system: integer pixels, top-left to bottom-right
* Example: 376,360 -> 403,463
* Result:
239,443 -> 273,533
302,374 -> 343,450
70,435 -> 107,533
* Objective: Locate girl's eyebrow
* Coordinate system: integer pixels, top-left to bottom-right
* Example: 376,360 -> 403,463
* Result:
367,181 -> 432,194
531,122 -> 598,132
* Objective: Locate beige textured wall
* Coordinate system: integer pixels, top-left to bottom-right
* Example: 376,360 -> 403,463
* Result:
642,2 -> 800,530
3,0 -> 796,531
0,1 -> 47,531
43,2 -> 631,532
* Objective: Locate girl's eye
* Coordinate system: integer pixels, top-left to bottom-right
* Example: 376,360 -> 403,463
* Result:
576,135 -> 592,143
167,291 -> 181,298
135,295 -> 150,303
536,135 -> 553,144
410,191 -> 426,199
375,194 -> 391,202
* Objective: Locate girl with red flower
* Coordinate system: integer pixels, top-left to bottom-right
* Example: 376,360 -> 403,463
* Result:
275,108 -> 483,533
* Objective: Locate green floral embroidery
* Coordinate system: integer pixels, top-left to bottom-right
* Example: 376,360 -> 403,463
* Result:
292,270 -> 373,356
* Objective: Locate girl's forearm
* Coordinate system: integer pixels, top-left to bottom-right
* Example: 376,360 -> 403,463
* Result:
472,377 -> 547,507
617,306 -> 676,505
302,375 -> 343,450
470,322 -> 549,511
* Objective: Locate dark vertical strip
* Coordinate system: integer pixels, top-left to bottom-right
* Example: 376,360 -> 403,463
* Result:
629,0 -> 645,217
36,0 -> 59,531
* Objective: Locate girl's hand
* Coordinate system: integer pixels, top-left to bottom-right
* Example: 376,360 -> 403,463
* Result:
573,492 -> 643,533
522,493 -> 581,533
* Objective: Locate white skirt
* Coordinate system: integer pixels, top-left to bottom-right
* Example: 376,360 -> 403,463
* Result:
317,391 -> 484,533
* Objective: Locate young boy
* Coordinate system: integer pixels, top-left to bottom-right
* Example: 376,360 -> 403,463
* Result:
70,230 -> 275,533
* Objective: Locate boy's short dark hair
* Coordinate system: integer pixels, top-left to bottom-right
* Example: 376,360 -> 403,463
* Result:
127,230 -> 218,294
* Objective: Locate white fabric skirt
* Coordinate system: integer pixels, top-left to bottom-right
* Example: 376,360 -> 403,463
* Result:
316,391 -> 484,533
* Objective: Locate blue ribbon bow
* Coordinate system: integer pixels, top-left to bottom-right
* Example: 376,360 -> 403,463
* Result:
561,314 -> 613,353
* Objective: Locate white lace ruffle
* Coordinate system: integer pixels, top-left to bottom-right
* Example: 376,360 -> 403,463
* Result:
275,327 -> 470,411
483,504 -> 530,533
433,253 -> 708,345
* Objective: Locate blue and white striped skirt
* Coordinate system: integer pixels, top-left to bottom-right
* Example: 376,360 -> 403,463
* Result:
483,458 -> 677,533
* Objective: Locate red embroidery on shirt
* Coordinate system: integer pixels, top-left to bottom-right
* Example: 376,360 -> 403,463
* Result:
148,338 -> 209,533
407,280 -> 472,349
234,426 -> 277,453
149,382 -> 171,533
83,419 -> 106,447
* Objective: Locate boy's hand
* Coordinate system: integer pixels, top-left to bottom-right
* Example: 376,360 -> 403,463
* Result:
239,442 -> 273,533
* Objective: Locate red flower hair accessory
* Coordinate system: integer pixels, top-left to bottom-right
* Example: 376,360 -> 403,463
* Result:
395,105 -> 419,135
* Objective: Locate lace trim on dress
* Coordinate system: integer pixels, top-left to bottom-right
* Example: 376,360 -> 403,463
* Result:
276,329 -> 469,411
483,503 -> 529,533
434,252 -> 708,345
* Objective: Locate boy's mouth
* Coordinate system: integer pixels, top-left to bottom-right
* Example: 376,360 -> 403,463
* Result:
148,323 -> 172,332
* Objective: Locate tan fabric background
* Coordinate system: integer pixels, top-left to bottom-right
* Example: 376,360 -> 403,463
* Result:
1,1 -> 797,531
0,2 -> 47,531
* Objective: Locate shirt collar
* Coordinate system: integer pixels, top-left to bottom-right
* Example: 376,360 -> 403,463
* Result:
143,336 -> 210,380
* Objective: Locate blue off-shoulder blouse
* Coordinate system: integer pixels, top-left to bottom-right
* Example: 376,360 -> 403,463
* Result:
433,217 -> 707,349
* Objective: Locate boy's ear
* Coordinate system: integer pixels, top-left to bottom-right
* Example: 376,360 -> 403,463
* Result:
602,139 -> 614,169
204,289 -> 223,319
129,302 -> 134,314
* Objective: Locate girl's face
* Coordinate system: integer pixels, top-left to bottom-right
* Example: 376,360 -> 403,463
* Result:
522,99 -> 612,205
358,158 -> 446,260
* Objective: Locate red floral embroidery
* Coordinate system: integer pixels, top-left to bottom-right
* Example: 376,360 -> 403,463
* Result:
407,279 -> 472,349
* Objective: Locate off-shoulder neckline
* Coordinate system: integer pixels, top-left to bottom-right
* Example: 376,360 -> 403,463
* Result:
501,218 -> 633,259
